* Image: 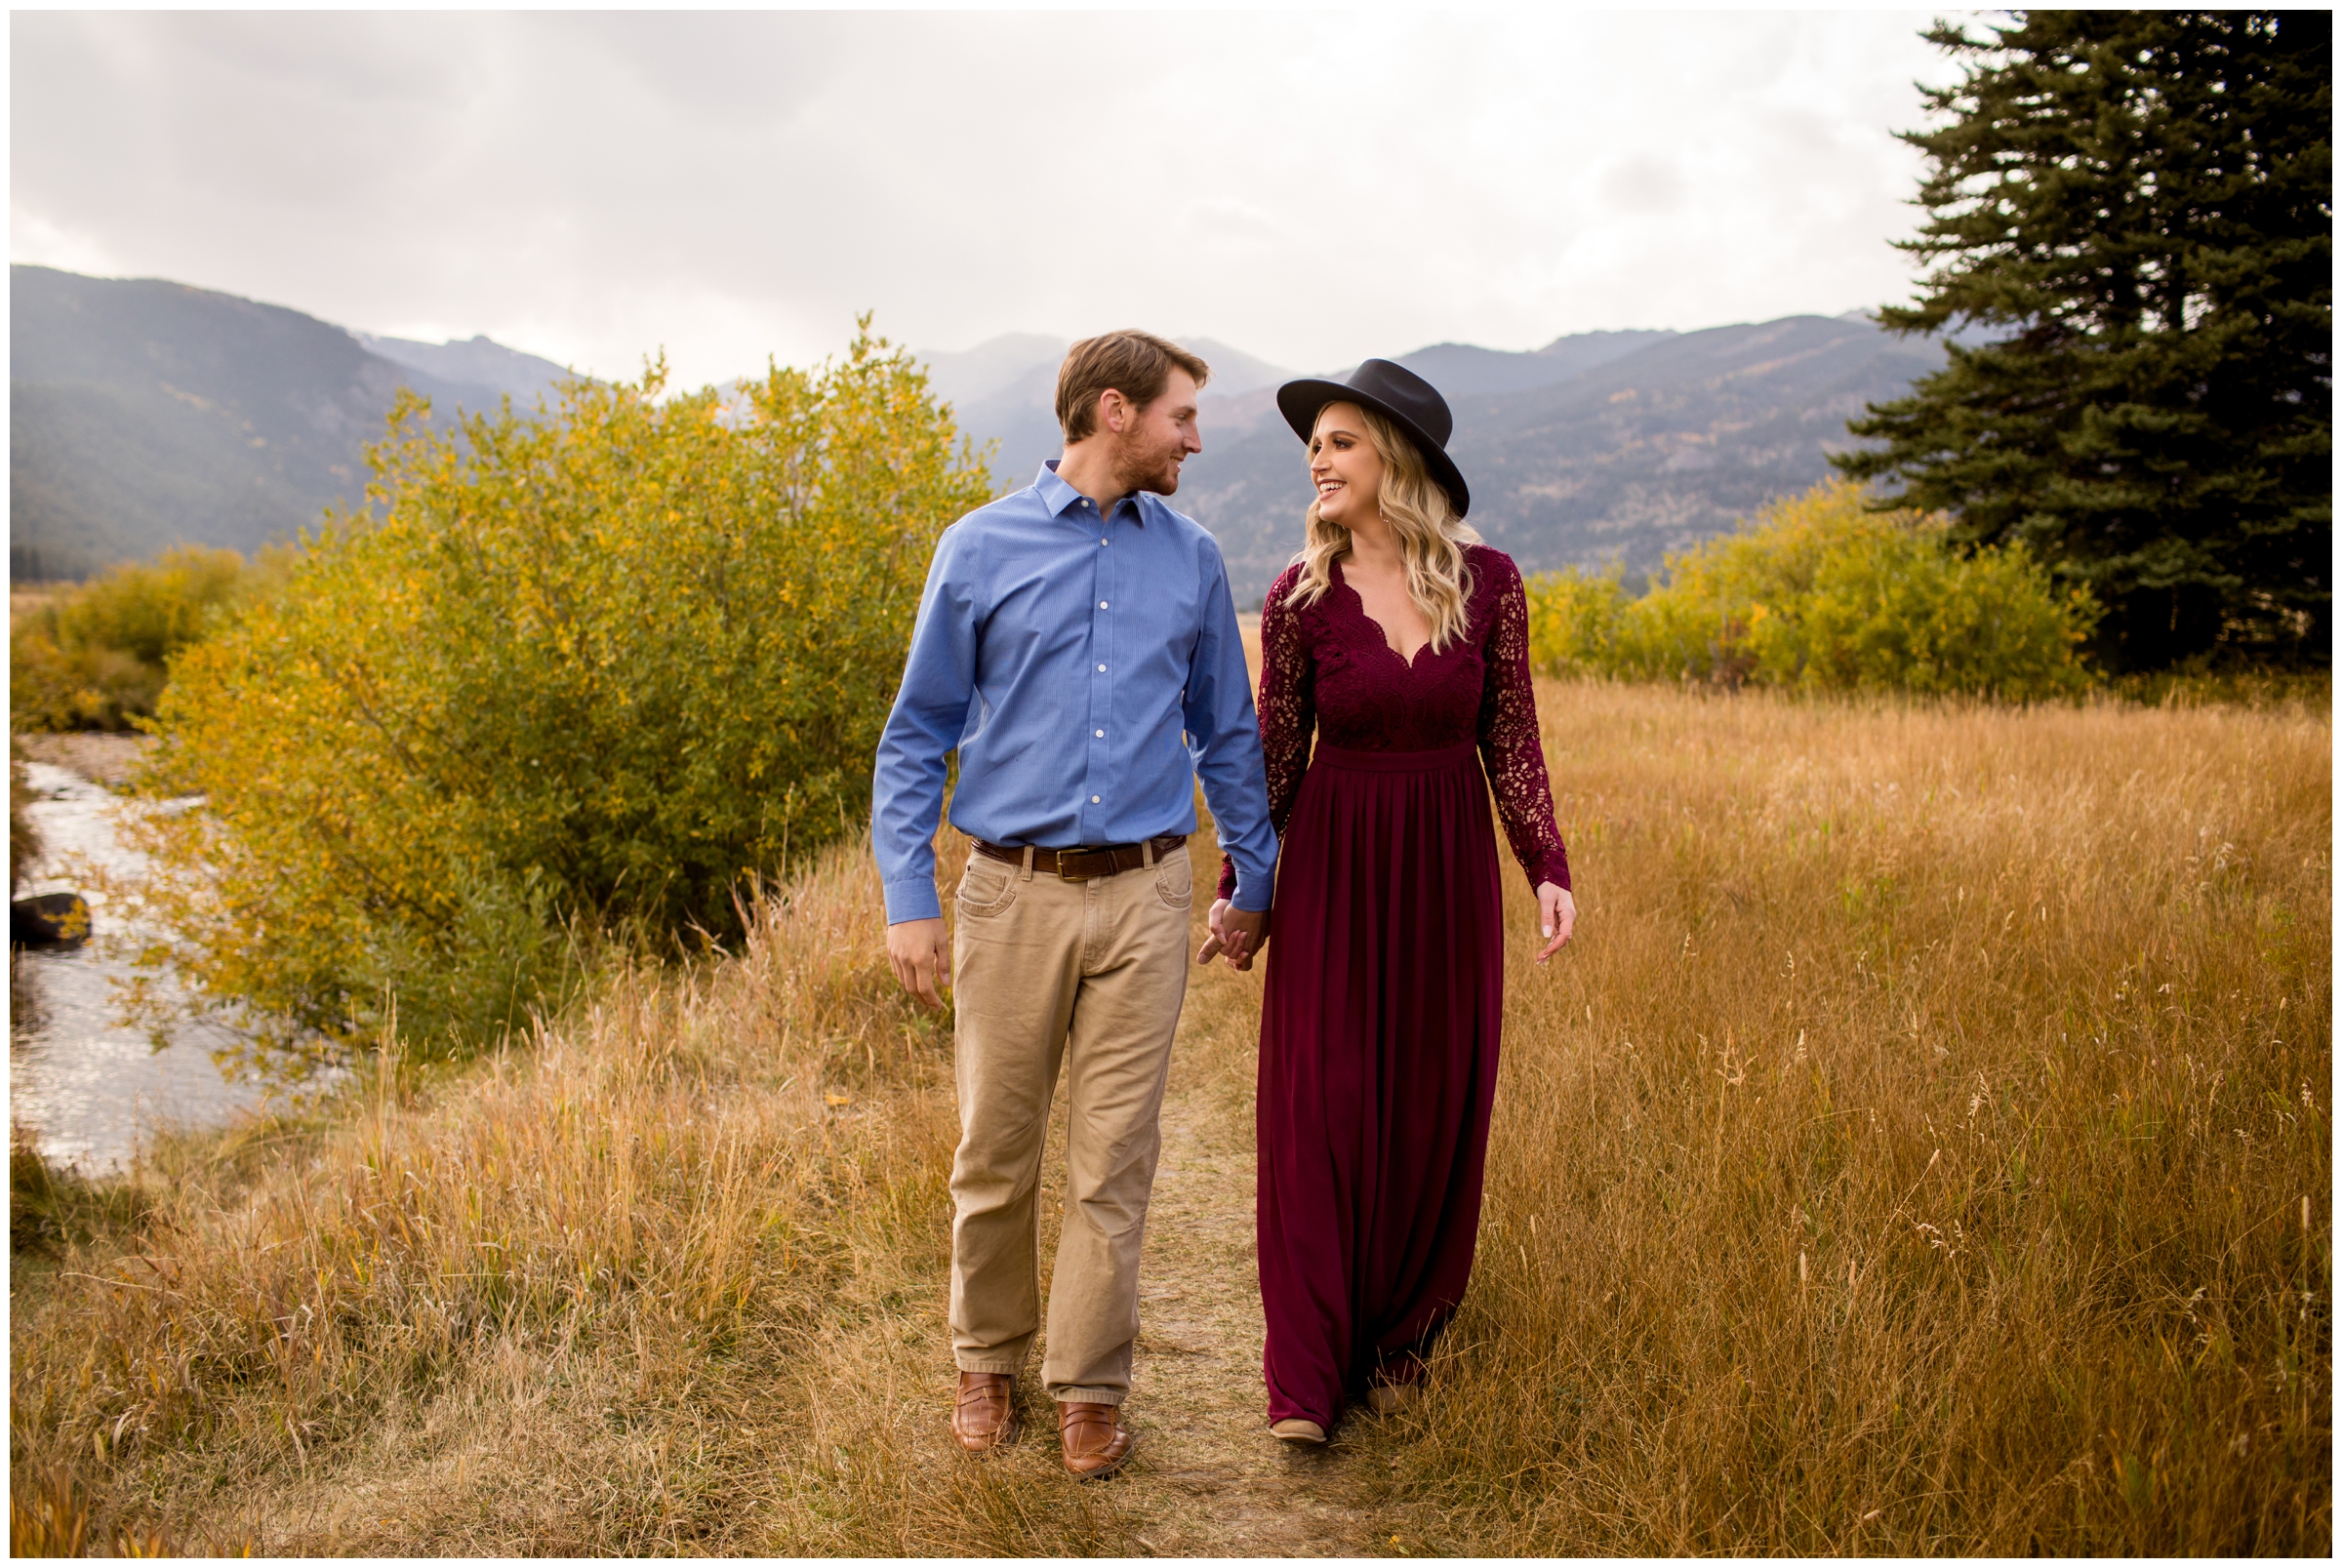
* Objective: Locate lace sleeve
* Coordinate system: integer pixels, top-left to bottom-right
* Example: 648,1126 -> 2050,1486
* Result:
1475,554 -> 1572,894
1219,568 -> 1313,901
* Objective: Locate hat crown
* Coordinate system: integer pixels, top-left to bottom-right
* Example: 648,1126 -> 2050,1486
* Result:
1346,359 -> 1452,450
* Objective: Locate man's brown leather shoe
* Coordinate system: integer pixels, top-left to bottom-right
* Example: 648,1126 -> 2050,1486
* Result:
1058,1400 -> 1135,1480
951,1371 -> 1020,1455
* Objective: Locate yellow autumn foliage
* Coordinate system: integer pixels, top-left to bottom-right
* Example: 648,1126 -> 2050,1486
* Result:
11,545 -> 258,731
1526,480 -> 2101,699
127,322 -> 991,1076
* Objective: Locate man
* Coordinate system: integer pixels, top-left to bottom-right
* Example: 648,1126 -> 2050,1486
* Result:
872,331 -> 1275,1479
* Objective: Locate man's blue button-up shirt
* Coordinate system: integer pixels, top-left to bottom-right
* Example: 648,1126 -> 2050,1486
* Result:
872,462 -> 1277,924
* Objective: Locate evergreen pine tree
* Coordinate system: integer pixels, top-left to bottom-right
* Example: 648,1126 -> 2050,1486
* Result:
1837,11 -> 2331,669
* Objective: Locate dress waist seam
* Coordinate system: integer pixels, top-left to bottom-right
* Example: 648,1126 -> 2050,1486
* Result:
1309,740 -> 1480,774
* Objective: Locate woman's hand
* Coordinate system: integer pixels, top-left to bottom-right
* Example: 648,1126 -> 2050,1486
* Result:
1534,883 -> 1575,963
1197,899 -> 1232,965
1197,899 -> 1268,970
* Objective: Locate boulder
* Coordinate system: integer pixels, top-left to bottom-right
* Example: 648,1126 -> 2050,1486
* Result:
11,892 -> 91,948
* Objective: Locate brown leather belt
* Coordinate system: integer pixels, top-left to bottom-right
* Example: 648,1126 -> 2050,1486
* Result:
972,833 -> 1187,882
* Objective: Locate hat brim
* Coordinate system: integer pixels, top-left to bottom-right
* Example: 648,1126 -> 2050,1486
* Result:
1275,379 -> 1472,518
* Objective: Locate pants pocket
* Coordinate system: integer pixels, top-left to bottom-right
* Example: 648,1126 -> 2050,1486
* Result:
957,856 -> 1020,920
1152,849 -> 1193,910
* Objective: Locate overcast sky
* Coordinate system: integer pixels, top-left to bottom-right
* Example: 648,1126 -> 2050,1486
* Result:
11,9 -> 1960,388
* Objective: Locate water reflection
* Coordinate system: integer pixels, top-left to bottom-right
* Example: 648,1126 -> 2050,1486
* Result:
10,761 -> 265,1174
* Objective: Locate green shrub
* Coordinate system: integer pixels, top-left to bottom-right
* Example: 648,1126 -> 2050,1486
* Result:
9,545 -> 249,730
1525,480 -> 2100,700
126,324 -> 990,1077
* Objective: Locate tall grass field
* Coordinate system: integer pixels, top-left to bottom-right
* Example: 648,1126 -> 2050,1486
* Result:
10,674 -> 2329,1554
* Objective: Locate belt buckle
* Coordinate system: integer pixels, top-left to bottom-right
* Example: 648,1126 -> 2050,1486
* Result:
1057,846 -> 1106,881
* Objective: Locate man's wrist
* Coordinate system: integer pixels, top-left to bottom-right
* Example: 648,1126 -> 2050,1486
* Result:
1228,869 -> 1272,914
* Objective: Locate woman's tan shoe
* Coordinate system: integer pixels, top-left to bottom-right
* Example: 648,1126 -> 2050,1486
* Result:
1270,1418 -> 1327,1444
1365,1382 -> 1420,1415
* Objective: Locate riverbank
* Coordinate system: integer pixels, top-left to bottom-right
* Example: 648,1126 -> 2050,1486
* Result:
10,680 -> 2330,1553
10,735 -> 267,1175
13,732 -> 153,789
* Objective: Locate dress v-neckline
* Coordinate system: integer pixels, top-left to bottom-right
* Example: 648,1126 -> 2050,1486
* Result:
1332,560 -> 1433,669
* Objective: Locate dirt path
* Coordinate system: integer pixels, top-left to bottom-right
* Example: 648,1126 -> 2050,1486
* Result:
781,866 -> 1405,1559
1109,1010 -> 1381,1556
860,955 -> 1389,1557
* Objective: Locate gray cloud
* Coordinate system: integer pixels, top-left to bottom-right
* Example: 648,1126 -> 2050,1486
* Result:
11,10 -> 1955,388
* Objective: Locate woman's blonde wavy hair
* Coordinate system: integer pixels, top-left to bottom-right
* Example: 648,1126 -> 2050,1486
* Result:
1288,401 -> 1481,654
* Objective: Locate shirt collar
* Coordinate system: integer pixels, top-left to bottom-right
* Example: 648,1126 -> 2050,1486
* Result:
1036,459 -> 1151,526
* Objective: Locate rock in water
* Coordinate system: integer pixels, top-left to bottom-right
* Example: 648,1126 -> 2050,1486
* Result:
11,893 -> 91,948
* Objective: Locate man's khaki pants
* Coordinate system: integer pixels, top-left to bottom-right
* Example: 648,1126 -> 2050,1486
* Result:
949,840 -> 1192,1405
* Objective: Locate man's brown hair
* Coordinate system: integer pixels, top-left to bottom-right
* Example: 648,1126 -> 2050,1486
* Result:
1055,331 -> 1211,442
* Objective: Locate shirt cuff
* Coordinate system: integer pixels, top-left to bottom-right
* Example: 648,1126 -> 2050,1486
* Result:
1228,864 -> 1272,913
883,876 -> 944,924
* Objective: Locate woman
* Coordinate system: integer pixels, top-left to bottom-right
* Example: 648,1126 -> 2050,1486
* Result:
1202,359 -> 1575,1444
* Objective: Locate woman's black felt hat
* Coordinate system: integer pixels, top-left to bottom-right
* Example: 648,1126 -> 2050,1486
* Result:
1275,358 -> 1471,518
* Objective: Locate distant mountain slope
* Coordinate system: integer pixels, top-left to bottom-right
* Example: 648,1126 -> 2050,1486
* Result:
355,332 -> 575,407
1392,328 -> 1676,399
944,356 -> 1069,494
1177,315 -> 1947,603
915,334 -> 1299,493
914,329 -> 1685,490
1180,337 -> 1293,397
907,319 -> 1928,598
9,265 -> 551,579
907,332 -> 1064,413
15,269 -> 1944,597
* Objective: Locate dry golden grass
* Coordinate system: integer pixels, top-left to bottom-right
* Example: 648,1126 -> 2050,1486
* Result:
12,836 -> 1136,1554
10,679 -> 2329,1555
1364,681 -> 2331,1553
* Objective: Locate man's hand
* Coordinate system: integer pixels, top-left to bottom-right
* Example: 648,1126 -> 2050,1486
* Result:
1196,900 -> 1269,971
1535,883 -> 1576,964
886,916 -> 950,1008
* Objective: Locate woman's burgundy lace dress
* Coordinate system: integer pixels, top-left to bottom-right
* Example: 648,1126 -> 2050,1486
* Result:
1217,544 -> 1571,1428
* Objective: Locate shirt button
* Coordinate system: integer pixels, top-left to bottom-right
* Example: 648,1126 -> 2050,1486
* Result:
1095,729 -> 1105,738
1097,663 -> 1106,672
1091,795 -> 1101,804
1100,539 -> 1109,546
1099,600 -> 1109,609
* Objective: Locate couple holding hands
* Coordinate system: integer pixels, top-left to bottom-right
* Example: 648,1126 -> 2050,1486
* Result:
873,331 -> 1575,1478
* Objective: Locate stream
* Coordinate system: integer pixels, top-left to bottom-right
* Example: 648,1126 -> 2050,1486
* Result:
10,761 -> 266,1174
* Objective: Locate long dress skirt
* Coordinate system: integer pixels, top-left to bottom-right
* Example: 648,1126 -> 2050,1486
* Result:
1257,739 -> 1507,1427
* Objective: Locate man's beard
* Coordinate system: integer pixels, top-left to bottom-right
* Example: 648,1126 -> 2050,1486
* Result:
1111,432 -> 1187,497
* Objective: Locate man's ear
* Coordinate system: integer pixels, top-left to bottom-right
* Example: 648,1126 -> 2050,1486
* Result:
1098,388 -> 1131,435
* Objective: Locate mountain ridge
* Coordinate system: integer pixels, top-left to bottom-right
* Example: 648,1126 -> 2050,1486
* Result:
354,332 -> 575,407
918,317 -> 1947,602
11,265 -> 1946,595
10,265 -> 573,578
